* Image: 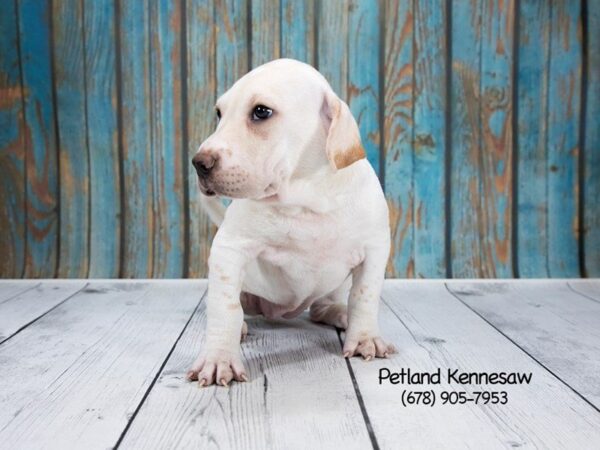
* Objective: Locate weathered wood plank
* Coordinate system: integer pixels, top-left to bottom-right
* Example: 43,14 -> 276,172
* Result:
0,281 -> 39,304
215,0 -> 248,96
186,0 -> 216,277
280,0 -> 315,64
568,280 -> 600,303
0,1 -> 26,278
448,280 -> 600,408
412,0 -> 447,278
150,0 -> 185,277
584,2 -> 600,277
450,0 -> 482,277
84,0 -> 121,278
478,0 -> 514,277
348,281 -> 600,447
53,0 -> 89,277
383,0 -> 413,277
18,0 -> 59,277
120,1 -> 153,277
3,1 -> 598,278
0,280 -> 85,344
348,0 -> 380,174
251,0 -> 280,67
516,0 -> 551,277
546,1 -> 582,277
451,0 -> 514,278
0,280 -> 206,449
120,308 -> 371,449
214,0 -> 248,212
317,0 -> 347,97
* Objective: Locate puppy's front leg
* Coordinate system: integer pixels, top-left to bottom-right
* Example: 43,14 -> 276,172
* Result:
187,237 -> 252,386
343,247 -> 395,360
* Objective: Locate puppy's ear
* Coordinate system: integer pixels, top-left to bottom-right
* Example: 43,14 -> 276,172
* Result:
322,91 -> 366,170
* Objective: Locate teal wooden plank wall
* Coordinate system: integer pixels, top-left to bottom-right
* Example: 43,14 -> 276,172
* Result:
0,0 -> 597,278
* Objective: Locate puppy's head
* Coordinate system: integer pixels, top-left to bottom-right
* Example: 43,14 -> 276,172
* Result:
192,58 -> 365,199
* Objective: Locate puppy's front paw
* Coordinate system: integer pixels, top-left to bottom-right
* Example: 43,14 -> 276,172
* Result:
186,351 -> 247,386
343,334 -> 396,361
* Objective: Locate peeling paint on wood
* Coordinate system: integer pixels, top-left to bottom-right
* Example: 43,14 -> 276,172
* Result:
317,0 -> 348,98
251,0 -> 281,67
151,0 -> 185,277
412,0 -> 447,278
120,1 -> 153,277
0,0 -> 26,277
384,0 -> 413,278
348,0 -> 380,174
0,0 -> 594,278
54,0 -> 89,277
215,0 -> 248,97
546,1 -> 582,277
281,0 -> 315,64
186,0 -> 217,278
451,0 -> 514,278
517,0 -> 551,277
84,0 -> 121,278
478,0 -> 514,277
583,2 -> 599,277
18,0 -> 59,277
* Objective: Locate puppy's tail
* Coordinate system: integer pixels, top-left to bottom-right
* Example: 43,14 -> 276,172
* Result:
198,194 -> 226,227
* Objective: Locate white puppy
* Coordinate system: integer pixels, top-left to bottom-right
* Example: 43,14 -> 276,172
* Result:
187,59 -> 393,387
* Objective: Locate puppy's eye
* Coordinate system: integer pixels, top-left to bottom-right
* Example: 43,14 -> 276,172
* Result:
252,105 -> 273,121
216,108 -> 222,121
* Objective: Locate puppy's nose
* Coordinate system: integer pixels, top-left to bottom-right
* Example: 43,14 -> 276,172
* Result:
192,151 -> 218,177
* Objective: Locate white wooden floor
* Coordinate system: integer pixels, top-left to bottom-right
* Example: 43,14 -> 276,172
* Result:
0,280 -> 599,449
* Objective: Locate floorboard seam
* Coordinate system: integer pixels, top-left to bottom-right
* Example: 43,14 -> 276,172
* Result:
0,282 -> 42,306
443,282 -> 600,414
113,287 -> 208,448
565,282 -> 600,305
0,282 -> 89,346
336,329 -> 381,450
380,296 -> 439,362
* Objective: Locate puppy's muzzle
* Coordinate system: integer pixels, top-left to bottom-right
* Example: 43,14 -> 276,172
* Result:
192,151 -> 219,178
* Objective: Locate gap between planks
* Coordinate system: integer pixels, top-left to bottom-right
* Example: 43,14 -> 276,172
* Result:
1,280 -> 599,449
446,280 -> 600,411
350,280 -> 600,448
0,280 -> 207,449
118,294 -> 374,449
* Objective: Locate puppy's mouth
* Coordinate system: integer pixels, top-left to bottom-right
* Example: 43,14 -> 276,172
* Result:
197,178 -> 217,197
198,178 -> 244,198
198,175 -> 278,200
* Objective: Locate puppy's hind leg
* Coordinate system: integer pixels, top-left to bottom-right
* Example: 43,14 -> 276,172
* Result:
309,278 -> 351,330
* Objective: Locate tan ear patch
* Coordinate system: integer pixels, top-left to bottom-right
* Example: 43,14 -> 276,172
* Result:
333,143 -> 366,169
324,91 -> 366,170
